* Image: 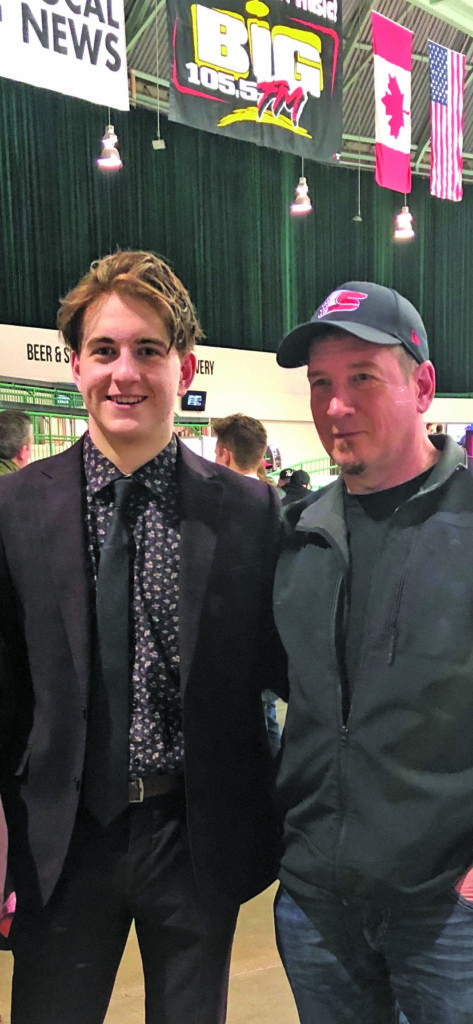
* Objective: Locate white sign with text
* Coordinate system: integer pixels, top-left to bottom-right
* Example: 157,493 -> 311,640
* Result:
0,0 -> 129,109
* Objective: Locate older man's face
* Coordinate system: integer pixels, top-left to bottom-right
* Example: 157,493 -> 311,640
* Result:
307,333 -> 434,493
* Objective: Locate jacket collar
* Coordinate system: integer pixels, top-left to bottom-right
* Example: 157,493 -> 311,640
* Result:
295,477 -> 348,562
176,438 -> 225,693
33,436 -> 225,698
294,434 -> 466,557
415,433 -> 467,490
0,458 -> 18,474
32,438 -> 90,702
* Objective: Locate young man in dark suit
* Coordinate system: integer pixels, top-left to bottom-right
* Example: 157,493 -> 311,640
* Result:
0,251 -> 284,1023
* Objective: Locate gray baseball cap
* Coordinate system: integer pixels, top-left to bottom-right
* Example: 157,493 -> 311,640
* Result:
277,282 -> 429,368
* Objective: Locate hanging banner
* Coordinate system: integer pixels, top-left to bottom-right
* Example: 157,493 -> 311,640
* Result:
167,0 -> 342,162
371,11 -> 412,194
428,41 -> 465,203
0,0 -> 129,110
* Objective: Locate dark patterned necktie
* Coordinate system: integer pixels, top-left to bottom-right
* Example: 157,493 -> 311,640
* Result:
83,477 -> 135,825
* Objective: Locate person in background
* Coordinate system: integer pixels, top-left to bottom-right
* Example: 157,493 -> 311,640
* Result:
214,413 -> 282,757
276,468 -> 294,491
280,469 -> 311,507
0,251 -> 284,1024
257,463 -> 274,484
263,445 -> 281,474
273,280 -> 473,1024
213,412 -> 267,479
0,412 -> 33,475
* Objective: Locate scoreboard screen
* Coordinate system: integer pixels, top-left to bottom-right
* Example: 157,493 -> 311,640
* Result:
181,390 -> 207,412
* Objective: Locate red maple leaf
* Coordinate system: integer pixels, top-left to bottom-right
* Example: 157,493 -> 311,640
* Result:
381,75 -> 408,139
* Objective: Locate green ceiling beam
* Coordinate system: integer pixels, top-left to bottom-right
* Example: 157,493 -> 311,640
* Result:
406,0 -> 473,38
126,0 -> 165,53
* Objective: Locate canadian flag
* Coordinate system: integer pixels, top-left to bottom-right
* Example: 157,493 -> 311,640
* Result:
371,11 -> 413,193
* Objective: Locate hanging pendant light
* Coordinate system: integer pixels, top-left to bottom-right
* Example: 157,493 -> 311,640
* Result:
290,176 -> 312,215
151,0 -> 166,150
352,0 -> 363,223
394,204 -> 415,241
96,123 -> 122,172
353,162 -> 362,223
290,159 -> 312,216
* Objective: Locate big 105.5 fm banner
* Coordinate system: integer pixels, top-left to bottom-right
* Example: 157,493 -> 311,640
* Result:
167,0 -> 342,162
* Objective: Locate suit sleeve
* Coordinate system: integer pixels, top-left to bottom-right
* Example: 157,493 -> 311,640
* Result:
261,483 -> 289,702
0,530 -> 33,783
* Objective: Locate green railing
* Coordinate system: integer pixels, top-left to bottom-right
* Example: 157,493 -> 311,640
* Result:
0,380 -> 339,481
0,380 -> 215,462
0,380 -> 88,461
0,381 -> 85,411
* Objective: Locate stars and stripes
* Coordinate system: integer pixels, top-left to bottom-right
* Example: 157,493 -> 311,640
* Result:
429,41 -> 465,202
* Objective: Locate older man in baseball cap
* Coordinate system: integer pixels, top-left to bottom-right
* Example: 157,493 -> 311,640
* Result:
273,282 -> 473,1024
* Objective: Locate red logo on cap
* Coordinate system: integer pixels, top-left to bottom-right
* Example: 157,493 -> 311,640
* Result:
411,329 -> 421,347
318,289 -> 368,319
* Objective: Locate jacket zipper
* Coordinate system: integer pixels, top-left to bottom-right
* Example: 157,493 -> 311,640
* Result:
334,723 -> 349,899
387,523 -> 416,665
331,571 -> 350,897
329,572 -> 349,724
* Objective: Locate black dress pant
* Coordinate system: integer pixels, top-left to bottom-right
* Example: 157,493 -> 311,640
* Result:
10,790 -> 239,1024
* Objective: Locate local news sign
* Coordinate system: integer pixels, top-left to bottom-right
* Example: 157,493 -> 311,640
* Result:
167,0 -> 342,161
0,0 -> 129,110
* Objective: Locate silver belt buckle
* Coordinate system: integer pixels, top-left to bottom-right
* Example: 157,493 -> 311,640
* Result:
130,778 -> 145,803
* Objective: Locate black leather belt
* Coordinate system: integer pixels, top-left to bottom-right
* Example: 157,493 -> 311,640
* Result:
128,773 -> 183,803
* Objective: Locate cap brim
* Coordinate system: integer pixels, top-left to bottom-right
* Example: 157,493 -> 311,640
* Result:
277,319 -> 403,368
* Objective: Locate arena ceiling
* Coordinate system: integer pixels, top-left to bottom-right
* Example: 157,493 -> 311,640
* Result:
123,0 -> 473,182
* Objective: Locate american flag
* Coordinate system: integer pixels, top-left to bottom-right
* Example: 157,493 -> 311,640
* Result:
428,41 -> 465,202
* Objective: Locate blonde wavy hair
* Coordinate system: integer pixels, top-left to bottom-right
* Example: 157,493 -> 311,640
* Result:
57,250 -> 203,356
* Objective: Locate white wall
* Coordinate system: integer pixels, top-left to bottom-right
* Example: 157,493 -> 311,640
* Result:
1,326 -> 472,467
0,326 -> 73,381
428,396 -> 473,428
262,419 -> 326,465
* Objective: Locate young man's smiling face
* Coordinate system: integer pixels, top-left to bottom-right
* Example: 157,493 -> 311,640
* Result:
71,291 -> 195,472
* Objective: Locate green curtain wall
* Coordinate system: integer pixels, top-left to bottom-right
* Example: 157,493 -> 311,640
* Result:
0,78 -> 472,393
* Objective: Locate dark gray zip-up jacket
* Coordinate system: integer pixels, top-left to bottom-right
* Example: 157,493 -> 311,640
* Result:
274,436 -> 473,904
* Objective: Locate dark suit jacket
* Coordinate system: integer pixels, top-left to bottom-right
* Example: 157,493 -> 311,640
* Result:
0,436 -> 285,908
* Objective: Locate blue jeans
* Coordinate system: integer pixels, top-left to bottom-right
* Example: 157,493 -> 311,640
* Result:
261,690 -> 281,757
274,882 -> 473,1023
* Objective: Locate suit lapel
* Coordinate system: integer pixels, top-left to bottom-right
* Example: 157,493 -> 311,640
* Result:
33,438 -> 222,701
35,441 -> 91,702
177,441 -> 223,694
